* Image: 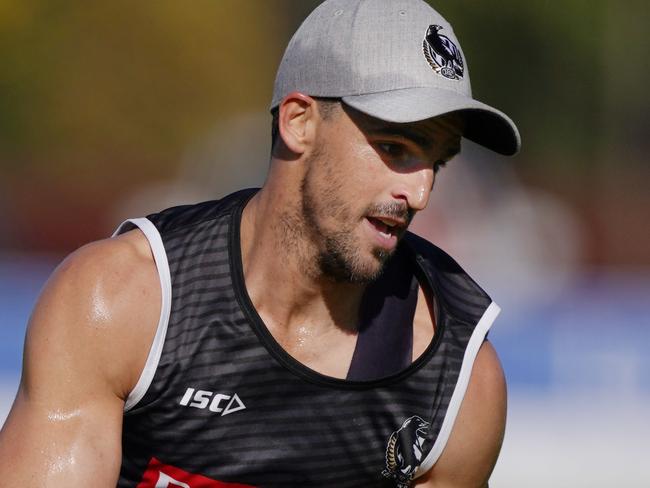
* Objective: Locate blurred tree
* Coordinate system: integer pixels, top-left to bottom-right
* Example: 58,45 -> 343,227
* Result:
0,0 -> 294,179
436,0 -> 607,169
0,0 -> 647,264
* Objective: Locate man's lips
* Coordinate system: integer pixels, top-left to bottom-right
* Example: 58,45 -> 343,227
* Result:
366,216 -> 406,238
378,215 -> 406,226
367,214 -> 407,230
363,202 -> 412,249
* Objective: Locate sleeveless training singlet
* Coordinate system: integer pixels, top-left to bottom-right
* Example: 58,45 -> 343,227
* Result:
113,189 -> 500,488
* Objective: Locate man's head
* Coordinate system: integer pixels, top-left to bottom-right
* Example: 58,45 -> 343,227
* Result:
272,93 -> 462,283
266,0 -> 520,283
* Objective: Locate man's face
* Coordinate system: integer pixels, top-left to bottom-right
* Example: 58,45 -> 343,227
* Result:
300,102 -> 462,283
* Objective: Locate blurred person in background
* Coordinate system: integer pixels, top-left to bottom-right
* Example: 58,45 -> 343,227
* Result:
0,1 -> 520,486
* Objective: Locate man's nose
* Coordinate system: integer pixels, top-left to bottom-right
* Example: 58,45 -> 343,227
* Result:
392,168 -> 434,212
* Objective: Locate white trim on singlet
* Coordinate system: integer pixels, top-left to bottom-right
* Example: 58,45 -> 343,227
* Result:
112,218 -> 172,412
414,301 -> 501,477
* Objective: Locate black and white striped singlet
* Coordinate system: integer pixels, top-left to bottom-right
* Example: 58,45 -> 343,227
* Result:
114,189 -> 500,488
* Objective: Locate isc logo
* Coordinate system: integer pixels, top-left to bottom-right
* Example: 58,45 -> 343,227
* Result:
179,387 -> 246,416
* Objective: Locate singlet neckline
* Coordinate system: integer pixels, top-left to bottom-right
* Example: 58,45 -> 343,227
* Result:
228,189 -> 447,390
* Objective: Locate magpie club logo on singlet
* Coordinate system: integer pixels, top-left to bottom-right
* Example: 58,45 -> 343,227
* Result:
382,416 -> 430,487
179,387 -> 246,416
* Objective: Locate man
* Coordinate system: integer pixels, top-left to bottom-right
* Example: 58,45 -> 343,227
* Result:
0,0 -> 520,486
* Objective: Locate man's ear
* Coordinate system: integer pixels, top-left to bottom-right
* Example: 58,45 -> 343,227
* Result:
277,92 -> 318,155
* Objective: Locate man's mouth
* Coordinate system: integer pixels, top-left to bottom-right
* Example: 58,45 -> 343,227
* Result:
366,216 -> 403,240
363,202 -> 412,249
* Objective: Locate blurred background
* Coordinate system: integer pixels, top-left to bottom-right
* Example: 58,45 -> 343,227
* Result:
0,1 -> 648,486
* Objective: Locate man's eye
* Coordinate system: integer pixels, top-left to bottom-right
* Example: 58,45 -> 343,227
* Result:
376,142 -> 406,159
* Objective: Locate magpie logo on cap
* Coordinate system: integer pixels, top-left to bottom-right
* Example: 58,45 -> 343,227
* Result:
423,25 -> 464,80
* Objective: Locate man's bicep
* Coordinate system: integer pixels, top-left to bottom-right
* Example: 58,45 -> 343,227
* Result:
0,382 -> 124,486
415,341 -> 507,488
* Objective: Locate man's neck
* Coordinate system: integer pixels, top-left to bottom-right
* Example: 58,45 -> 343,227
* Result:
239,184 -> 365,341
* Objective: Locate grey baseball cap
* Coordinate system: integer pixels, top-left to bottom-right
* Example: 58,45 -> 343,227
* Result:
271,0 -> 520,155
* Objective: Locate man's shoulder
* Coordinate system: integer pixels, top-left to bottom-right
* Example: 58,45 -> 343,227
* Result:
59,230 -> 156,292
25,230 -> 161,399
47,231 -> 160,335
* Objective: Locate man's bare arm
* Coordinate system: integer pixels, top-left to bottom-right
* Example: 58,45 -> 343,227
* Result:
0,231 -> 159,486
415,341 -> 507,488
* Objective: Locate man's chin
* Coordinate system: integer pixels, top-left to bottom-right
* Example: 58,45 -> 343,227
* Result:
316,229 -> 401,284
372,245 -> 394,264
345,251 -> 395,284
317,250 -> 386,284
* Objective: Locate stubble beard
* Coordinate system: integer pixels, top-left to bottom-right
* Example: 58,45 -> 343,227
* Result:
298,151 -> 410,284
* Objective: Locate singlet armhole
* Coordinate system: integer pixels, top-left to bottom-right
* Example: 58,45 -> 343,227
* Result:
414,301 -> 501,478
112,218 -> 172,412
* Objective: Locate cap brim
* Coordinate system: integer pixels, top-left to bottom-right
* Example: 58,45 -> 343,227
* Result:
342,87 -> 521,156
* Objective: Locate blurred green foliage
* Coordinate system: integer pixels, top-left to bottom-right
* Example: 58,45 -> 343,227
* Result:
1,0 -> 647,177
438,0 -> 648,169
442,1 -> 604,164
0,1 -> 294,178
0,1 -> 647,263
